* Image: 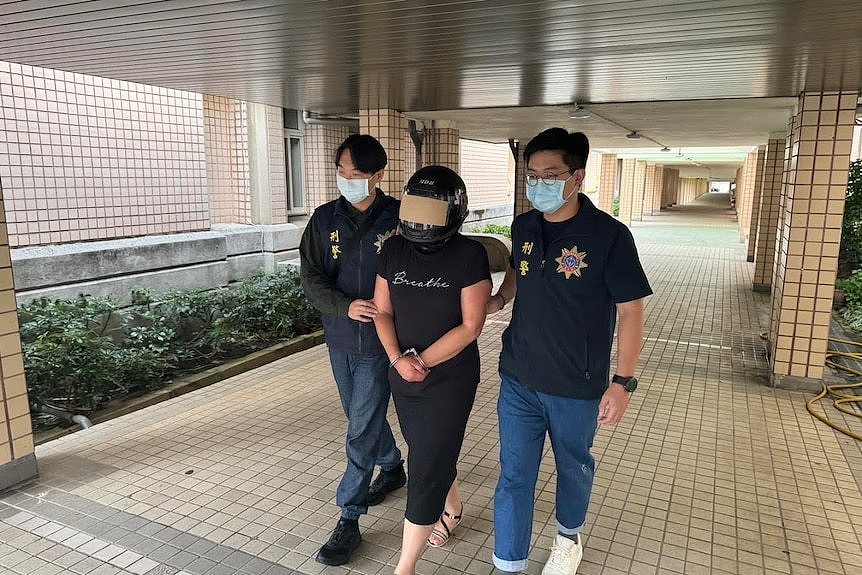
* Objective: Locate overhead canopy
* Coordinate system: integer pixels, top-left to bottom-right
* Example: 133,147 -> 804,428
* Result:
2,0 -> 860,166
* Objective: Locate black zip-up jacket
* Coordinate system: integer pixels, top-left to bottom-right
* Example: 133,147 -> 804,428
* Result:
299,191 -> 400,355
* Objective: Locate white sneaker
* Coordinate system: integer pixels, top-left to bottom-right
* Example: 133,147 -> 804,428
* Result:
541,534 -> 583,575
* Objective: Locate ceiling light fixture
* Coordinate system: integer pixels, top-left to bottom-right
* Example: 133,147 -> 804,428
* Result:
626,131 -> 641,140
568,104 -> 591,119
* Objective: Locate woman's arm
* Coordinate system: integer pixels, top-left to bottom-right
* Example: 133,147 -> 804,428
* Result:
420,279 -> 492,367
373,275 -> 428,382
488,264 -> 516,314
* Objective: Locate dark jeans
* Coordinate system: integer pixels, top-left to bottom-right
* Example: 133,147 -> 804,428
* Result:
329,347 -> 403,520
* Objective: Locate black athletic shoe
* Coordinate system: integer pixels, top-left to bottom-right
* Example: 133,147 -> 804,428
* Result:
366,461 -> 407,506
315,518 -> 361,566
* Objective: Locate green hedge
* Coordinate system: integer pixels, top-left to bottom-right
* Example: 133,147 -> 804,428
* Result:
21,268 -> 320,429
471,223 -> 511,238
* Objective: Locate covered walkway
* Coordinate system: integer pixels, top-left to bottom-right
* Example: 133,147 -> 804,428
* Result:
1,194 -> 860,575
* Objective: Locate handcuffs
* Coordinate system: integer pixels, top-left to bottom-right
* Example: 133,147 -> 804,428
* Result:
389,347 -> 430,372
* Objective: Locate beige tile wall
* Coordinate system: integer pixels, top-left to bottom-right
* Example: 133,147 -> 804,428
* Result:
753,137 -> 787,288
769,91 -> 859,380
0,61 -> 209,247
303,124 -> 353,212
423,128 -> 460,173
204,95 -> 250,224
460,139 -> 513,209
598,153 -> 617,215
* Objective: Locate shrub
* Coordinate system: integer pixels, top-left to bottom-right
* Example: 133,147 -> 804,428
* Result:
837,269 -> 862,331
613,196 -> 620,217
21,268 -> 320,428
838,159 -> 862,278
471,223 -> 512,238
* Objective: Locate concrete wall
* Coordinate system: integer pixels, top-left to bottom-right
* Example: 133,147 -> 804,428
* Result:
12,224 -> 303,306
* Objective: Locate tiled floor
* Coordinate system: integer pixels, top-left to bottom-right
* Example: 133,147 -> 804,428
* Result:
2,193 -> 861,575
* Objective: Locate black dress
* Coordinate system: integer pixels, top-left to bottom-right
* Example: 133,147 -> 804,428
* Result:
378,233 -> 491,525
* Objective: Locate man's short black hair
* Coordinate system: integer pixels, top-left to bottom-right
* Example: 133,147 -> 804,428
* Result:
524,128 -> 590,171
334,134 -> 388,174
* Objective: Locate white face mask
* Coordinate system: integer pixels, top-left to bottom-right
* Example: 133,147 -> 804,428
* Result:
337,174 -> 370,204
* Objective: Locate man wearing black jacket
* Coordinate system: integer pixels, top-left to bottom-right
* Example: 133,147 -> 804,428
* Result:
299,134 -> 406,566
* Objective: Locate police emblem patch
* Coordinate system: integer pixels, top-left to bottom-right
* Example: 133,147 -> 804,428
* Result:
555,246 -> 588,279
374,228 -> 397,254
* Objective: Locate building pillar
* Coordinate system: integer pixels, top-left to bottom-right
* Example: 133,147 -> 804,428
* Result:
632,161 -> 647,221
769,91 -> 859,385
643,165 -> 657,216
619,159 -> 636,225
360,109 -> 408,197
739,151 -> 760,244
652,165 -> 665,214
598,153 -> 617,215
0,178 -> 37,491
422,121 -> 460,172
753,135 -> 788,291
245,103 -> 290,225
745,146 -> 767,261
513,142 -> 530,216
664,168 -> 679,207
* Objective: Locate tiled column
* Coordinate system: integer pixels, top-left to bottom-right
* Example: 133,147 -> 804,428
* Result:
422,122 -> 460,172
643,165 -> 657,217
737,162 -> 749,242
769,91 -> 859,384
0,179 -> 37,490
248,103 -> 288,225
665,168 -> 679,207
745,146 -> 767,261
618,159 -> 636,225
753,135 -> 788,291
652,165 -> 665,214
632,161 -> 647,221
360,109 -> 408,197
514,145 -> 530,216
598,153 -> 617,215
734,166 -> 744,227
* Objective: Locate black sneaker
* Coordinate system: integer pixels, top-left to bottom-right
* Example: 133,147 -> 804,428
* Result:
315,518 -> 361,566
367,461 -> 407,506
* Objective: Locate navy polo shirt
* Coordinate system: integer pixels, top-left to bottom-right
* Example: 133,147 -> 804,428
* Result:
499,195 -> 652,399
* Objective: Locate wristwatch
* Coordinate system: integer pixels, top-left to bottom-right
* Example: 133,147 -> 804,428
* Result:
612,374 -> 638,393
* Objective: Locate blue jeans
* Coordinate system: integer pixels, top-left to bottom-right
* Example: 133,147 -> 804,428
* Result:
329,347 -> 403,521
493,373 -> 600,572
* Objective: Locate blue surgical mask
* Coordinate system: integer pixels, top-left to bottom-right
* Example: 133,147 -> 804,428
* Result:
526,177 -> 576,214
337,175 -> 370,204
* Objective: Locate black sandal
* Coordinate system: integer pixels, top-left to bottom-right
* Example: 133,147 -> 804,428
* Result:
427,502 -> 463,548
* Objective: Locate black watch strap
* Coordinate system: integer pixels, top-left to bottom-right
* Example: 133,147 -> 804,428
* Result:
612,374 -> 638,392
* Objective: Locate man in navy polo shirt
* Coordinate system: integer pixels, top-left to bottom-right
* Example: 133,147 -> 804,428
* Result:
488,128 -> 652,575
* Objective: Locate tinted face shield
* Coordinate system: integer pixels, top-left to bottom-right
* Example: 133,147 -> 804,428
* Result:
398,193 -> 452,243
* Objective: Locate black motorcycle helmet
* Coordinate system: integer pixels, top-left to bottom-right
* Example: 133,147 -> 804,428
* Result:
399,165 -> 469,244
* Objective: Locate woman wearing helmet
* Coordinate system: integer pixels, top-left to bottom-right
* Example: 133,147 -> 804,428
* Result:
373,165 -> 491,574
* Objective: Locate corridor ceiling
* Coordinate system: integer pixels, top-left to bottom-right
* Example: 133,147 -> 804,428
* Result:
2,0 -> 861,150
